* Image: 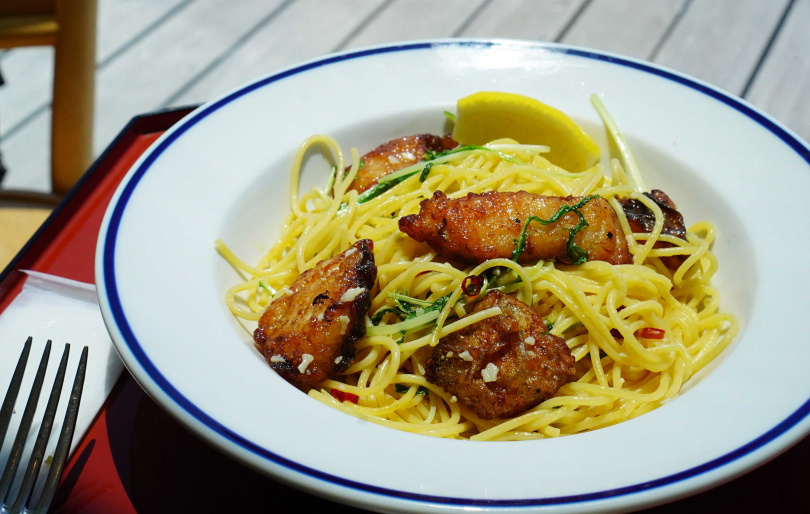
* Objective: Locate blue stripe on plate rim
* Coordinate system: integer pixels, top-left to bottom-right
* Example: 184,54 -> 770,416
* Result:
100,39 -> 810,509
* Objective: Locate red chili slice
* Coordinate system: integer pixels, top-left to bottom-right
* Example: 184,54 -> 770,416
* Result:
462,275 -> 484,296
635,327 -> 665,339
330,388 -> 359,404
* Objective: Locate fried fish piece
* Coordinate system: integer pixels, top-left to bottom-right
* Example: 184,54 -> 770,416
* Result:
425,290 -> 576,420
349,134 -> 458,194
399,190 -> 632,265
253,239 -> 376,388
617,189 -> 687,269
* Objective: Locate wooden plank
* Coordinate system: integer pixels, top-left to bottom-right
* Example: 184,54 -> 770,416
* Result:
1,114 -> 49,191
561,0 -> 686,59
166,0 -> 387,108
744,0 -> 810,144
339,0 -> 486,49
97,0 -> 193,63
0,47 -> 52,191
3,0 -> 810,196
458,0 -> 587,40
92,0 -> 288,152
0,0 -> 191,134
0,47 -> 52,132
0,0 -> 194,190
652,0 -> 791,96
2,0 -> 289,192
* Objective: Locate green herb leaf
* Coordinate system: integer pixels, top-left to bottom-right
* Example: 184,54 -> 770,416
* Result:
395,384 -> 429,395
389,291 -> 452,321
370,307 -> 401,325
356,179 -> 401,204
357,145 -> 524,205
423,145 -> 522,164
419,162 -> 433,182
511,195 -> 599,264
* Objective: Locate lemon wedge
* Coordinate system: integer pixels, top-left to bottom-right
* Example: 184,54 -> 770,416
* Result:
451,91 -> 601,172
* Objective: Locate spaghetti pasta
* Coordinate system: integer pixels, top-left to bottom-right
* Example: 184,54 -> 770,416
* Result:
216,111 -> 738,441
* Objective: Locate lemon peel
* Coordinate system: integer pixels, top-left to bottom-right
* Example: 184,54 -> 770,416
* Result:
451,91 -> 601,172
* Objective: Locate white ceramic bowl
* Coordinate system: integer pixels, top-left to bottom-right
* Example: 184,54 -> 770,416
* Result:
96,39 -> 810,512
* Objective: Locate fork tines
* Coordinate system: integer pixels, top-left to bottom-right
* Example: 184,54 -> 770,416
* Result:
0,337 -> 88,514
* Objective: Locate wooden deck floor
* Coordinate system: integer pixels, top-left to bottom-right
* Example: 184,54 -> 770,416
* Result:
1,0 -> 808,192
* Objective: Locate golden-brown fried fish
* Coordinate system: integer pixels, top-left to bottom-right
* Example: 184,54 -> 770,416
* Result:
253,239 -> 376,388
399,190 -> 632,266
617,189 -> 686,269
425,290 -> 576,420
349,134 -> 458,194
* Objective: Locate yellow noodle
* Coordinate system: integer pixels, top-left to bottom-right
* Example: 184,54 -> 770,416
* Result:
218,134 -> 738,440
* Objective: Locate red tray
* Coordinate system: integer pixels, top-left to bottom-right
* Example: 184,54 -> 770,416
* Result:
2,108 -> 807,513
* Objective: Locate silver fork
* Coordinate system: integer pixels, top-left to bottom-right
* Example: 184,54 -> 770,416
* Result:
0,338 -> 87,514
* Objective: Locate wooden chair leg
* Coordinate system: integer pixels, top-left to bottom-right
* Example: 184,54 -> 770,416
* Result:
50,0 -> 96,195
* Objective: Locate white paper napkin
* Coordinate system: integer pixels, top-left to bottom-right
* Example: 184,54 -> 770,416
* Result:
0,270 -> 124,487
